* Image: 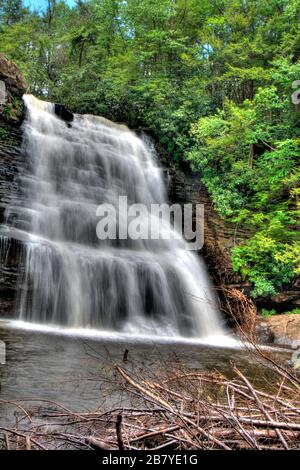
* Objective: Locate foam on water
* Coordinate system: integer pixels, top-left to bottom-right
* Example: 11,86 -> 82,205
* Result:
1,320 -> 240,349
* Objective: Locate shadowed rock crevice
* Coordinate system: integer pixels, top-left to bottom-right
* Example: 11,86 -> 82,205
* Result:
54,103 -> 74,123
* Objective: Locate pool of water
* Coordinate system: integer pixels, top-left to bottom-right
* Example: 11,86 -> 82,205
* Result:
0,320 -> 292,426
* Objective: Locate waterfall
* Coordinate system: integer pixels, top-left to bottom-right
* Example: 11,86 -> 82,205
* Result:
3,94 -> 225,339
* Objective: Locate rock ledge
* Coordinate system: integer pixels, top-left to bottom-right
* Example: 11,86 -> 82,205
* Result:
256,314 -> 300,348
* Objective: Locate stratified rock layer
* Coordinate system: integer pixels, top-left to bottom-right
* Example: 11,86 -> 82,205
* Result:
0,55 -> 27,315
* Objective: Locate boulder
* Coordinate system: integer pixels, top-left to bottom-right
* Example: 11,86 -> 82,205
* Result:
54,103 -> 74,123
0,54 -> 28,97
256,314 -> 300,348
0,54 -> 28,123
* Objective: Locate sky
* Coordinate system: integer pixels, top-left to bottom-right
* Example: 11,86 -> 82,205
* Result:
24,0 -> 76,11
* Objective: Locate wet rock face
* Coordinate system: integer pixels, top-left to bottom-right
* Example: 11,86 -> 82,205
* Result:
0,121 -> 23,222
0,54 -> 25,224
0,237 -> 26,316
0,121 -> 24,316
54,103 -> 74,123
0,55 -> 27,315
167,169 -> 254,327
168,168 -> 250,287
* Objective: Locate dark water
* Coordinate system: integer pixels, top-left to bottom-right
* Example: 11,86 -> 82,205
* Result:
0,322 -> 292,427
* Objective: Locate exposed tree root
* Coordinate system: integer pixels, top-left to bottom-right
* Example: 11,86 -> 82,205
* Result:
217,285 -> 257,337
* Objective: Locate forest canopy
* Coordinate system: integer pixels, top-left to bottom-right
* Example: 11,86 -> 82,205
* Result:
0,0 -> 299,298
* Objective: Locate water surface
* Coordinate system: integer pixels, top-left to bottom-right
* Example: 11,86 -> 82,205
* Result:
0,322 -> 291,426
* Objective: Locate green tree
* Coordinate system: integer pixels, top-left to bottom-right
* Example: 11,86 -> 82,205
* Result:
0,0 -> 26,25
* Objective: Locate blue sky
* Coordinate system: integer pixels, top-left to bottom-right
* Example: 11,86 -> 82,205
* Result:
24,0 -> 76,11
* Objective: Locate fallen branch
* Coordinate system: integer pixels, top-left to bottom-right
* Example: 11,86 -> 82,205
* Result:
0,357 -> 299,451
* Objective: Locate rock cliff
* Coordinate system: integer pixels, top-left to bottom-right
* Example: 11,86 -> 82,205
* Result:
0,54 -> 28,315
168,168 -> 300,339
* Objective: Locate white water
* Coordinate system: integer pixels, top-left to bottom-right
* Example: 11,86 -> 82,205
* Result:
3,94 -> 226,339
1,320 -> 238,348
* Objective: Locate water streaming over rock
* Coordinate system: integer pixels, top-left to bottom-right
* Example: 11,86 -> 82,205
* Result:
2,95 -> 225,338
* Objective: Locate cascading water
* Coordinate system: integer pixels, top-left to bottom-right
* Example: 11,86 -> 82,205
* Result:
3,95 -> 225,339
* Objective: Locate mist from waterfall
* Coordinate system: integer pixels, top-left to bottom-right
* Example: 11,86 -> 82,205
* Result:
3,94 -> 226,339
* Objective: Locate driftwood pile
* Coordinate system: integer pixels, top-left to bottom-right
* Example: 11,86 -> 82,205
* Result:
0,348 -> 299,450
